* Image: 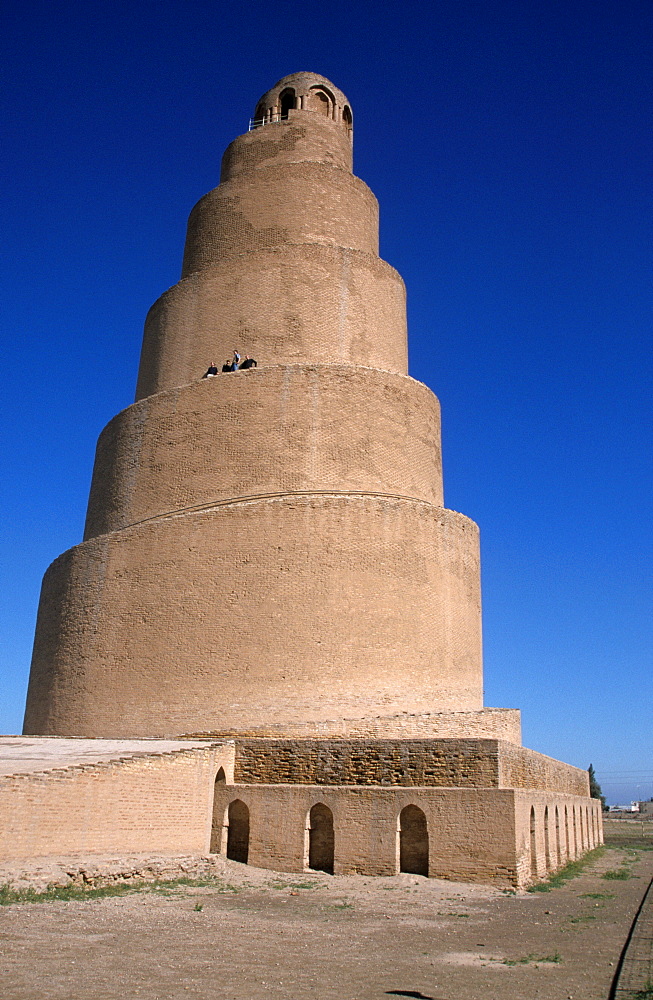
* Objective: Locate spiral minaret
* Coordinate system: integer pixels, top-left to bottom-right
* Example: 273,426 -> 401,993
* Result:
24,73 -> 486,739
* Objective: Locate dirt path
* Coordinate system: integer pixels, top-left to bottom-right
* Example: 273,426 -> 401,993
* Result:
1,841 -> 652,1000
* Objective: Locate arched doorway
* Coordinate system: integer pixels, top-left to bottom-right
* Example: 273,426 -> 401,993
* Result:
399,805 -> 429,876
544,806 -> 551,871
308,803 -> 334,874
226,799 -> 249,864
279,89 -> 295,120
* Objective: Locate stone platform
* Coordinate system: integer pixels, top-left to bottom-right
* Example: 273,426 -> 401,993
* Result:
0,735 -> 601,889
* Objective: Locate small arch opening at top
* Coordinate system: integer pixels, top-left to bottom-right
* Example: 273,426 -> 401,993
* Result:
279,89 -> 296,120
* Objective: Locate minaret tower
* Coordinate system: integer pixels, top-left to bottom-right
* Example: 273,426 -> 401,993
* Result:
24,73 -> 487,739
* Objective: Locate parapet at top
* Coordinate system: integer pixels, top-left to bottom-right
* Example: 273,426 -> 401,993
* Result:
251,72 -> 353,138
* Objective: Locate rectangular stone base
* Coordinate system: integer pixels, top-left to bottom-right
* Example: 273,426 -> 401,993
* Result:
0,736 -> 602,889
214,783 -> 603,889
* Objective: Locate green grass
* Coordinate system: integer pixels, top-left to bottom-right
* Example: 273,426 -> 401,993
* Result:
0,882 -> 136,905
580,892 -> 614,899
602,868 -> 632,880
527,847 -> 605,892
0,875 -> 242,907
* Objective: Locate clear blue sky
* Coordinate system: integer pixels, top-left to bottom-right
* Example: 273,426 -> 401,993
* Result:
2,0 -> 651,804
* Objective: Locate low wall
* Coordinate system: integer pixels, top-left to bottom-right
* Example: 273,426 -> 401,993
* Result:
498,743 -> 589,796
213,784 -> 602,888
0,743 -> 234,860
190,707 -> 522,744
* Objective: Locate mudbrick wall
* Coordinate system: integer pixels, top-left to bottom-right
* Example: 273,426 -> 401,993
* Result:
0,744 -> 233,860
233,738 -> 589,794
136,248 -> 407,398
499,741 -> 590,796
26,496 -> 482,737
187,708 -> 522,743
212,783 -> 603,888
85,366 -> 442,538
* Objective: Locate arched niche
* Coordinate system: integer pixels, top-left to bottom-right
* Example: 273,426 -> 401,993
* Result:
398,805 -> 429,877
342,104 -> 353,136
307,802 -> 334,874
226,799 -> 250,864
529,806 -> 537,875
307,86 -> 332,117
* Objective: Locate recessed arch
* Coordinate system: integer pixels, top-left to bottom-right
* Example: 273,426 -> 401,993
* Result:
342,104 -> 353,135
307,802 -> 334,874
529,806 -> 538,875
544,805 -> 551,871
279,88 -> 296,120
555,806 -> 561,866
209,769 -> 228,852
399,805 -> 429,876
226,799 -> 249,864
308,87 -> 331,116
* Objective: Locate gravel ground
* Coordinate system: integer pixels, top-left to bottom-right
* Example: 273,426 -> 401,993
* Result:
1,840 -> 652,1000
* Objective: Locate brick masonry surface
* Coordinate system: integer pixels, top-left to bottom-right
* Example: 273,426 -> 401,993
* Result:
136,249 -> 407,398
212,783 -> 603,888
26,496 -> 483,737
0,740 -> 234,860
185,707 -> 523,743
86,366 -> 442,538
232,738 -> 589,796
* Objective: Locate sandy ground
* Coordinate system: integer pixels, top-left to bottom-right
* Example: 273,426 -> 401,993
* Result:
1,834 -> 651,1000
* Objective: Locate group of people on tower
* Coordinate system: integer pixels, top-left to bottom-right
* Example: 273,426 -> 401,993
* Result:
202,350 -> 257,378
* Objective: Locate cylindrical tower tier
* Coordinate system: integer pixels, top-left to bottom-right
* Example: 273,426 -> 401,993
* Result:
181,164 -> 379,277
86,365 -> 443,539
136,247 -> 407,398
25,497 -> 482,738
219,113 -> 353,183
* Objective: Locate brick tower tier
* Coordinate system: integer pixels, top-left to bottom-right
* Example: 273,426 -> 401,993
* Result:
26,73 -> 502,739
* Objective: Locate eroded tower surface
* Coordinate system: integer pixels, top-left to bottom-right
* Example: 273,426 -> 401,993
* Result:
14,73 -> 601,887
